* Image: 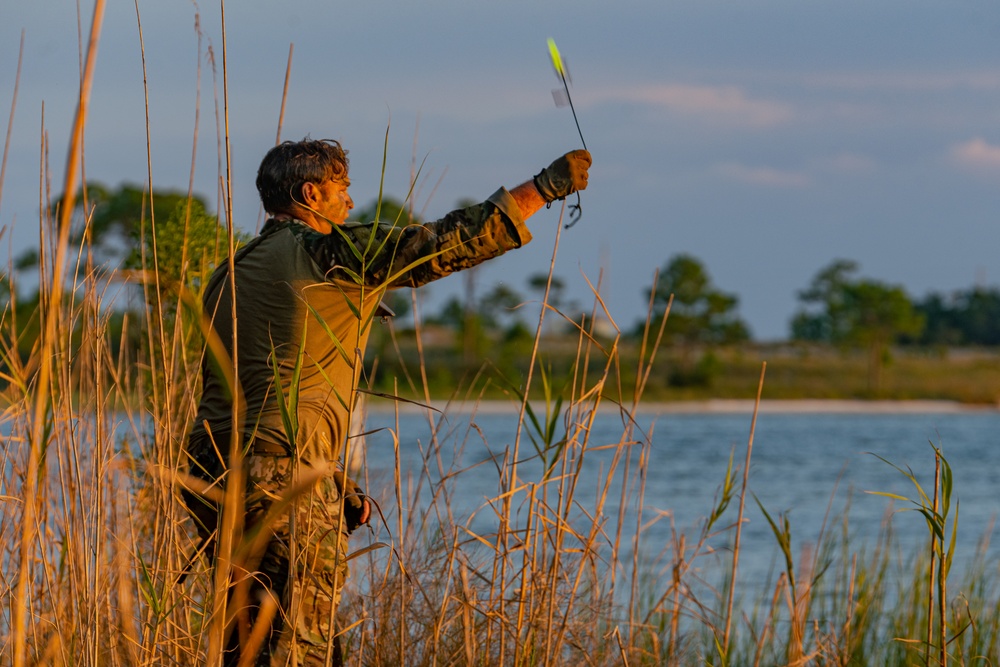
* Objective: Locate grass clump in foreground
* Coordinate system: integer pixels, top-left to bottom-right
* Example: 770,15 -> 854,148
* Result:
6,229 -> 1000,666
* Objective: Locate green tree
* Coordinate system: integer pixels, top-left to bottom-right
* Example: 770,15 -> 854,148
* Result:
642,254 -> 749,388
126,197 -> 230,297
792,259 -> 925,392
844,280 -> 925,391
47,182 -> 212,269
646,254 -> 751,346
790,259 -> 857,342
41,182 -> 245,311
7,185 -> 228,370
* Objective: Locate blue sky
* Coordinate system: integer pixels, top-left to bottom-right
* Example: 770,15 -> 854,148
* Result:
4,1 -> 1000,339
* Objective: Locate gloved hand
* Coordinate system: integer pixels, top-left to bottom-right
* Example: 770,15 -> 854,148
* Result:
533,150 -> 591,203
333,469 -> 371,534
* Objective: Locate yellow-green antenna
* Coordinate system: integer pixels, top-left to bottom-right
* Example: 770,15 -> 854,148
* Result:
547,38 -> 565,78
546,37 -> 584,151
545,38 -> 586,226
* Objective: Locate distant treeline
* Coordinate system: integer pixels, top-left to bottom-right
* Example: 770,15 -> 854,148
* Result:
4,185 -> 999,355
910,288 -> 1000,346
789,258 -> 999,348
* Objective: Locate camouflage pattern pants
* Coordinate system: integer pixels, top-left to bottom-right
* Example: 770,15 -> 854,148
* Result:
185,446 -> 352,666
245,456 -> 351,666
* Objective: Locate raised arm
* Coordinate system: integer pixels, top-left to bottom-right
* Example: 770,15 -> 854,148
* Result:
307,150 -> 592,288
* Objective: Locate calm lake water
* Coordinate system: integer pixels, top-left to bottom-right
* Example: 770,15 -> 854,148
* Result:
359,406 -> 1000,594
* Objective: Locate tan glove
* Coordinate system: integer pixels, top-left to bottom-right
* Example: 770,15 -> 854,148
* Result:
533,150 -> 592,202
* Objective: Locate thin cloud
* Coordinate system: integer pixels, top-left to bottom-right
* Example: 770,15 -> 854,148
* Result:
814,152 -> 877,174
951,138 -> 1000,170
594,83 -> 793,127
809,70 -> 1000,93
718,162 -> 810,187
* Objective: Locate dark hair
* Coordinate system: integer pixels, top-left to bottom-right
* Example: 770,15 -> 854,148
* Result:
255,138 -> 349,214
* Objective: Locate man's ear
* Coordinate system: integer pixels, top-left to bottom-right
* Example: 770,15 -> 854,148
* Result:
299,181 -> 321,207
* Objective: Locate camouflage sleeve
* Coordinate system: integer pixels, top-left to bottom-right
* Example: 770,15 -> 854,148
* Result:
299,188 -> 532,288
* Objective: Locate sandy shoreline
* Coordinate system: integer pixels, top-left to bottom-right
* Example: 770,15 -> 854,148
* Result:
365,398 -> 999,415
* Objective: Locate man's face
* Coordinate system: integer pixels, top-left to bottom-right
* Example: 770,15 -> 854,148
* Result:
313,176 -> 354,228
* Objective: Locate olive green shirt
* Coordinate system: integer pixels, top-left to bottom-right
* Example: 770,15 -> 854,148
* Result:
190,188 -> 530,463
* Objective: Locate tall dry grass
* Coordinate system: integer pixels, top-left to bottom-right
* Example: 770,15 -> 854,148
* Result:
4,4 -> 1000,667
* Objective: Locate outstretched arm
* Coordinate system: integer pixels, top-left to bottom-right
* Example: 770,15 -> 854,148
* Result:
304,150 -> 592,288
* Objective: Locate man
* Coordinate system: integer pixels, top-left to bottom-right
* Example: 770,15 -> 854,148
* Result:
185,138 -> 590,665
